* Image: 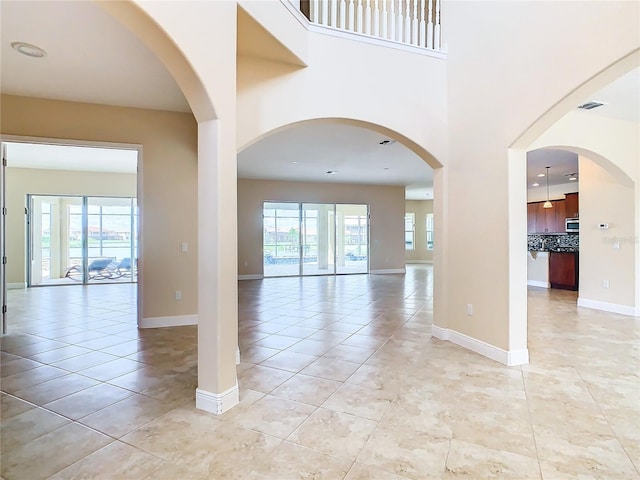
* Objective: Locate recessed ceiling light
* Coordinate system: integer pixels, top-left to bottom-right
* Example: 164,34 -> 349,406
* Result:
532,182 -> 540,187
569,176 -> 577,181
292,161 -> 299,164
326,170 -> 338,175
11,41 -> 47,58
537,173 -> 545,178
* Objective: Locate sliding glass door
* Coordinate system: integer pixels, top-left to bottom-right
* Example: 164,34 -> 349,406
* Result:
263,202 -> 368,277
28,195 -> 137,286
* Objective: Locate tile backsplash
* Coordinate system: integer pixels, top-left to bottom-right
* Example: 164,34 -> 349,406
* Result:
528,233 -> 579,252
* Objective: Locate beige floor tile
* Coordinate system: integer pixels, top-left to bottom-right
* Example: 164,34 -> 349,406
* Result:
324,344 -> 376,364
357,422 -> 450,480
300,357 -> 361,382
260,350 -> 318,372
248,441 -> 352,479
345,463 -> 411,480
0,423 -> 112,480
78,357 -> 144,381
271,373 -> 342,406
225,394 -> 315,439
240,345 -> 280,363
44,383 -> 134,419
323,382 -> 395,421
289,407 -> 378,461
1,357 -> 43,377
50,351 -> 120,372
12,373 -> 99,405
254,334 -> 302,350
444,439 -> 541,479
1,407 -> 70,453
1,365 -> 68,393
47,441 -> 163,480
1,393 -> 36,421
286,338 -> 336,355
238,364 -> 295,393
28,345 -> 92,364
79,393 -> 173,438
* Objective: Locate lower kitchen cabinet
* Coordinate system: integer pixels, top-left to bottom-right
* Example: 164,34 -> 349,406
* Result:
549,251 -> 579,291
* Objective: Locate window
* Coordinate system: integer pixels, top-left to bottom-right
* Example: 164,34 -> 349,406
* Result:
426,213 -> 434,250
405,213 -> 415,250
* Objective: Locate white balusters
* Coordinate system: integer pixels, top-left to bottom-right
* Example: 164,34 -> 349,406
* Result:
373,0 -> 379,36
434,0 -> 441,50
427,0 -> 433,49
397,0 -> 403,42
340,0 -> 347,28
364,0 -> 371,35
300,0 -> 444,52
388,0 -> 395,40
419,0 -> 426,47
404,0 -> 411,43
348,0 -> 355,31
411,0 -> 419,45
330,0 -> 338,27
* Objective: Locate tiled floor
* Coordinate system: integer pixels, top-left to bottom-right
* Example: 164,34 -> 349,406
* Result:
1,265 -> 639,479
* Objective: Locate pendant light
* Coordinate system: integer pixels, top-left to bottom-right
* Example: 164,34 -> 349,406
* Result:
543,166 -> 553,209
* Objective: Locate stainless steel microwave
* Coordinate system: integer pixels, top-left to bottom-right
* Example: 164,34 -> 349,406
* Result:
565,218 -> 579,233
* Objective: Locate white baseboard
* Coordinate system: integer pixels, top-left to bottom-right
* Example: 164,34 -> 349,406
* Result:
140,314 -> 198,328
238,274 -> 264,280
196,384 -> 239,414
370,268 -> 406,274
406,260 -> 433,264
527,280 -> 550,288
432,325 -> 529,366
577,297 -> 639,317
8,283 -> 26,290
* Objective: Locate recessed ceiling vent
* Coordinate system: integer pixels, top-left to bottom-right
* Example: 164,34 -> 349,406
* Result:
379,140 -> 396,145
577,101 -> 605,110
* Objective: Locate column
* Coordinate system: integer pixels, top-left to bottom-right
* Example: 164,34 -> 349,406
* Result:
196,119 -> 239,414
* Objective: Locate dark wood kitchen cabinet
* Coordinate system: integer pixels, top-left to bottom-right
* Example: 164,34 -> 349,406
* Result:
549,251 -> 578,290
528,200 -> 566,233
565,192 -> 579,218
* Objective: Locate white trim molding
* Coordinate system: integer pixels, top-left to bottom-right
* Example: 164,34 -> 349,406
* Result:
432,325 -> 530,366
236,346 -> 241,365
370,268 -> 406,275
140,314 -> 197,328
8,283 -> 26,290
196,384 -> 239,415
527,280 -> 550,288
238,274 -> 264,280
577,297 -> 640,317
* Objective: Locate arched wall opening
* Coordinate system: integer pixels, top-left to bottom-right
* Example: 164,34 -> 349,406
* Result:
237,116 -> 445,325
508,50 -> 640,358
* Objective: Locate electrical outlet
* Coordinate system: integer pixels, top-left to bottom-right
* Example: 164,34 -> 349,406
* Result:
181,242 -> 188,252
602,280 -> 610,289
467,304 -> 473,315
175,290 -> 182,300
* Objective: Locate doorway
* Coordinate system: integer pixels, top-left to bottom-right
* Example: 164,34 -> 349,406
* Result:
263,201 -> 369,277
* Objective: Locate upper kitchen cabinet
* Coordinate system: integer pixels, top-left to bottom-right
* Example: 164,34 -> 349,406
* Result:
565,192 -> 579,218
528,198 -> 569,234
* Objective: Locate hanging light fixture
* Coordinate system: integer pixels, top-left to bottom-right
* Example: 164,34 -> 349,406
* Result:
543,166 -> 553,208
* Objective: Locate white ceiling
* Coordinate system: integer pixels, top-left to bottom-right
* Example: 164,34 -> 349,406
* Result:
526,149 -> 578,188
0,0 -> 189,112
5,142 -> 138,173
238,123 -> 433,199
0,1 -> 636,199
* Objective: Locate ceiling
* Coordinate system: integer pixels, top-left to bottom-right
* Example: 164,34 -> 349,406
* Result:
0,1 -> 636,199
526,149 -> 578,188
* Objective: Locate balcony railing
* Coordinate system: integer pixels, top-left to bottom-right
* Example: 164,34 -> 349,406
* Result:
295,0 -> 443,52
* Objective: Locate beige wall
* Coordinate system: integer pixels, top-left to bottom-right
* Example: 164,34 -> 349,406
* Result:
444,1 -> 639,351
238,179 -> 405,276
5,168 -> 136,285
405,200 -> 434,263
579,155 -> 636,307
1,95 -> 198,319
